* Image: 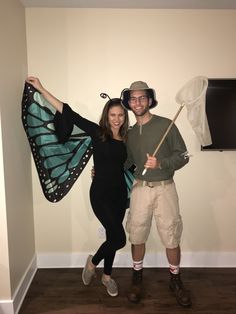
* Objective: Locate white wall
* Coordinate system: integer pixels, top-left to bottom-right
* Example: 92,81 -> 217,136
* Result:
0,0 -> 36,312
25,8 -> 236,267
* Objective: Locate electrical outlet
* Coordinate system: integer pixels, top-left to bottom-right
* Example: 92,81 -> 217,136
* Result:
98,226 -> 106,239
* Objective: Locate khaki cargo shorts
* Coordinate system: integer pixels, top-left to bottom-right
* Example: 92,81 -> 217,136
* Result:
126,179 -> 183,249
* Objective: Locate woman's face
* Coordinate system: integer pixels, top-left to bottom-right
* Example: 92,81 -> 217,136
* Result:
108,105 -> 125,132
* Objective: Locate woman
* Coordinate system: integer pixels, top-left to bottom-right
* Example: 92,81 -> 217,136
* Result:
26,77 -> 129,297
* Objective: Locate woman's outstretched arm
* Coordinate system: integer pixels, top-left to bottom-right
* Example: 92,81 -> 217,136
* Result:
26,76 -> 63,113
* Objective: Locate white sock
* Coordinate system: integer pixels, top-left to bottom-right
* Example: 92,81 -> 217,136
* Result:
169,264 -> 180,275
133,260 -> 143,271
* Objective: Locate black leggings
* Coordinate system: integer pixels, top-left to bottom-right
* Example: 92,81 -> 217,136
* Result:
90,183 -> 127,275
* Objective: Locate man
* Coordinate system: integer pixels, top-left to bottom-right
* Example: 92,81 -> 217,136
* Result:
121,81 -> 191,307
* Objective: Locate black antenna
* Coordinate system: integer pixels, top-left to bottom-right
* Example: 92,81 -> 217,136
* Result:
120,88 -> 126,100
100,93 -> 111,100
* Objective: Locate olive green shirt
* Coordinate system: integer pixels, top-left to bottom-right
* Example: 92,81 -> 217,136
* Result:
126,115 -> 189,181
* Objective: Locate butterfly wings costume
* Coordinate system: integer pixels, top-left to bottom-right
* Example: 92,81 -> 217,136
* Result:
21,82 -> 134,204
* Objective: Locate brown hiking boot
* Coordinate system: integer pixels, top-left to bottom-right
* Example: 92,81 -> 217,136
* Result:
127,269 -> 143,303
169,272 -> 192,307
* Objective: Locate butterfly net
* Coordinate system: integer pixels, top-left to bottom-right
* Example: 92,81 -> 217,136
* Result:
175,76 -> 212,146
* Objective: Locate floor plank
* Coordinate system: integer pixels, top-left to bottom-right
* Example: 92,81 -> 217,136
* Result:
19,268 -> 236,314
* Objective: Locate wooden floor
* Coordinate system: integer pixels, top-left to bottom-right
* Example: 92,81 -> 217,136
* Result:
19,268 -> 236,314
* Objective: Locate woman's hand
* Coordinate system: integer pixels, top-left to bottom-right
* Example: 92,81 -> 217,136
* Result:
91,166 -> 95,179
25,76 -> 63,113
26,76 -> 45,93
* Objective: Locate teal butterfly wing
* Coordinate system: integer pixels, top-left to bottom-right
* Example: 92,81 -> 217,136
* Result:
21,82 -> 93,202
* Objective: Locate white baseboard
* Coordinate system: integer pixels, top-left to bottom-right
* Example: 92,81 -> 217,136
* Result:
37,251 -> 236,268
0,255 -> 37,314
0,302 -> 14,314
14,254 -> 37,314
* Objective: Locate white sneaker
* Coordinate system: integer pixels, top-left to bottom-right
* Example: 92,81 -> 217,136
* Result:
82,255 -> 96,285
102,277 -> 118,297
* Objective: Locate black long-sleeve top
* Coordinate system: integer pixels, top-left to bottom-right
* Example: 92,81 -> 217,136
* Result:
54,103 -> 127,187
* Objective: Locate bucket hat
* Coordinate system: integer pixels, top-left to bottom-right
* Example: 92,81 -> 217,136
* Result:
121,81 -> 158,110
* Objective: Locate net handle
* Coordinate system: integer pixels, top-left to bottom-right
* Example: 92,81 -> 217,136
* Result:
142,103 -> 185,176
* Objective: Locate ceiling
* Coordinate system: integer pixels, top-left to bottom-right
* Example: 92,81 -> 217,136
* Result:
20,0 -> 236,9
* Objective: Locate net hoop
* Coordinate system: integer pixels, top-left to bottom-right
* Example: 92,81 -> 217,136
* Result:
175,76 -> 208,105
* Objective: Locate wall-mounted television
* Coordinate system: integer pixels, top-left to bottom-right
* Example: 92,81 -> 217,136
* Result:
201,79 -> 236,151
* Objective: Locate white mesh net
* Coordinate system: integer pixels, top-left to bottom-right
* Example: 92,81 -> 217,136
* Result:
175,76 -> 212,146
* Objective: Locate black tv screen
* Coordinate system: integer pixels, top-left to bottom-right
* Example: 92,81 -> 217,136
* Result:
201,79 -> 236,151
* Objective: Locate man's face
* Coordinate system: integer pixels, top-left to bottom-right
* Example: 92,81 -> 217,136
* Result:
128,90 -> 151,116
